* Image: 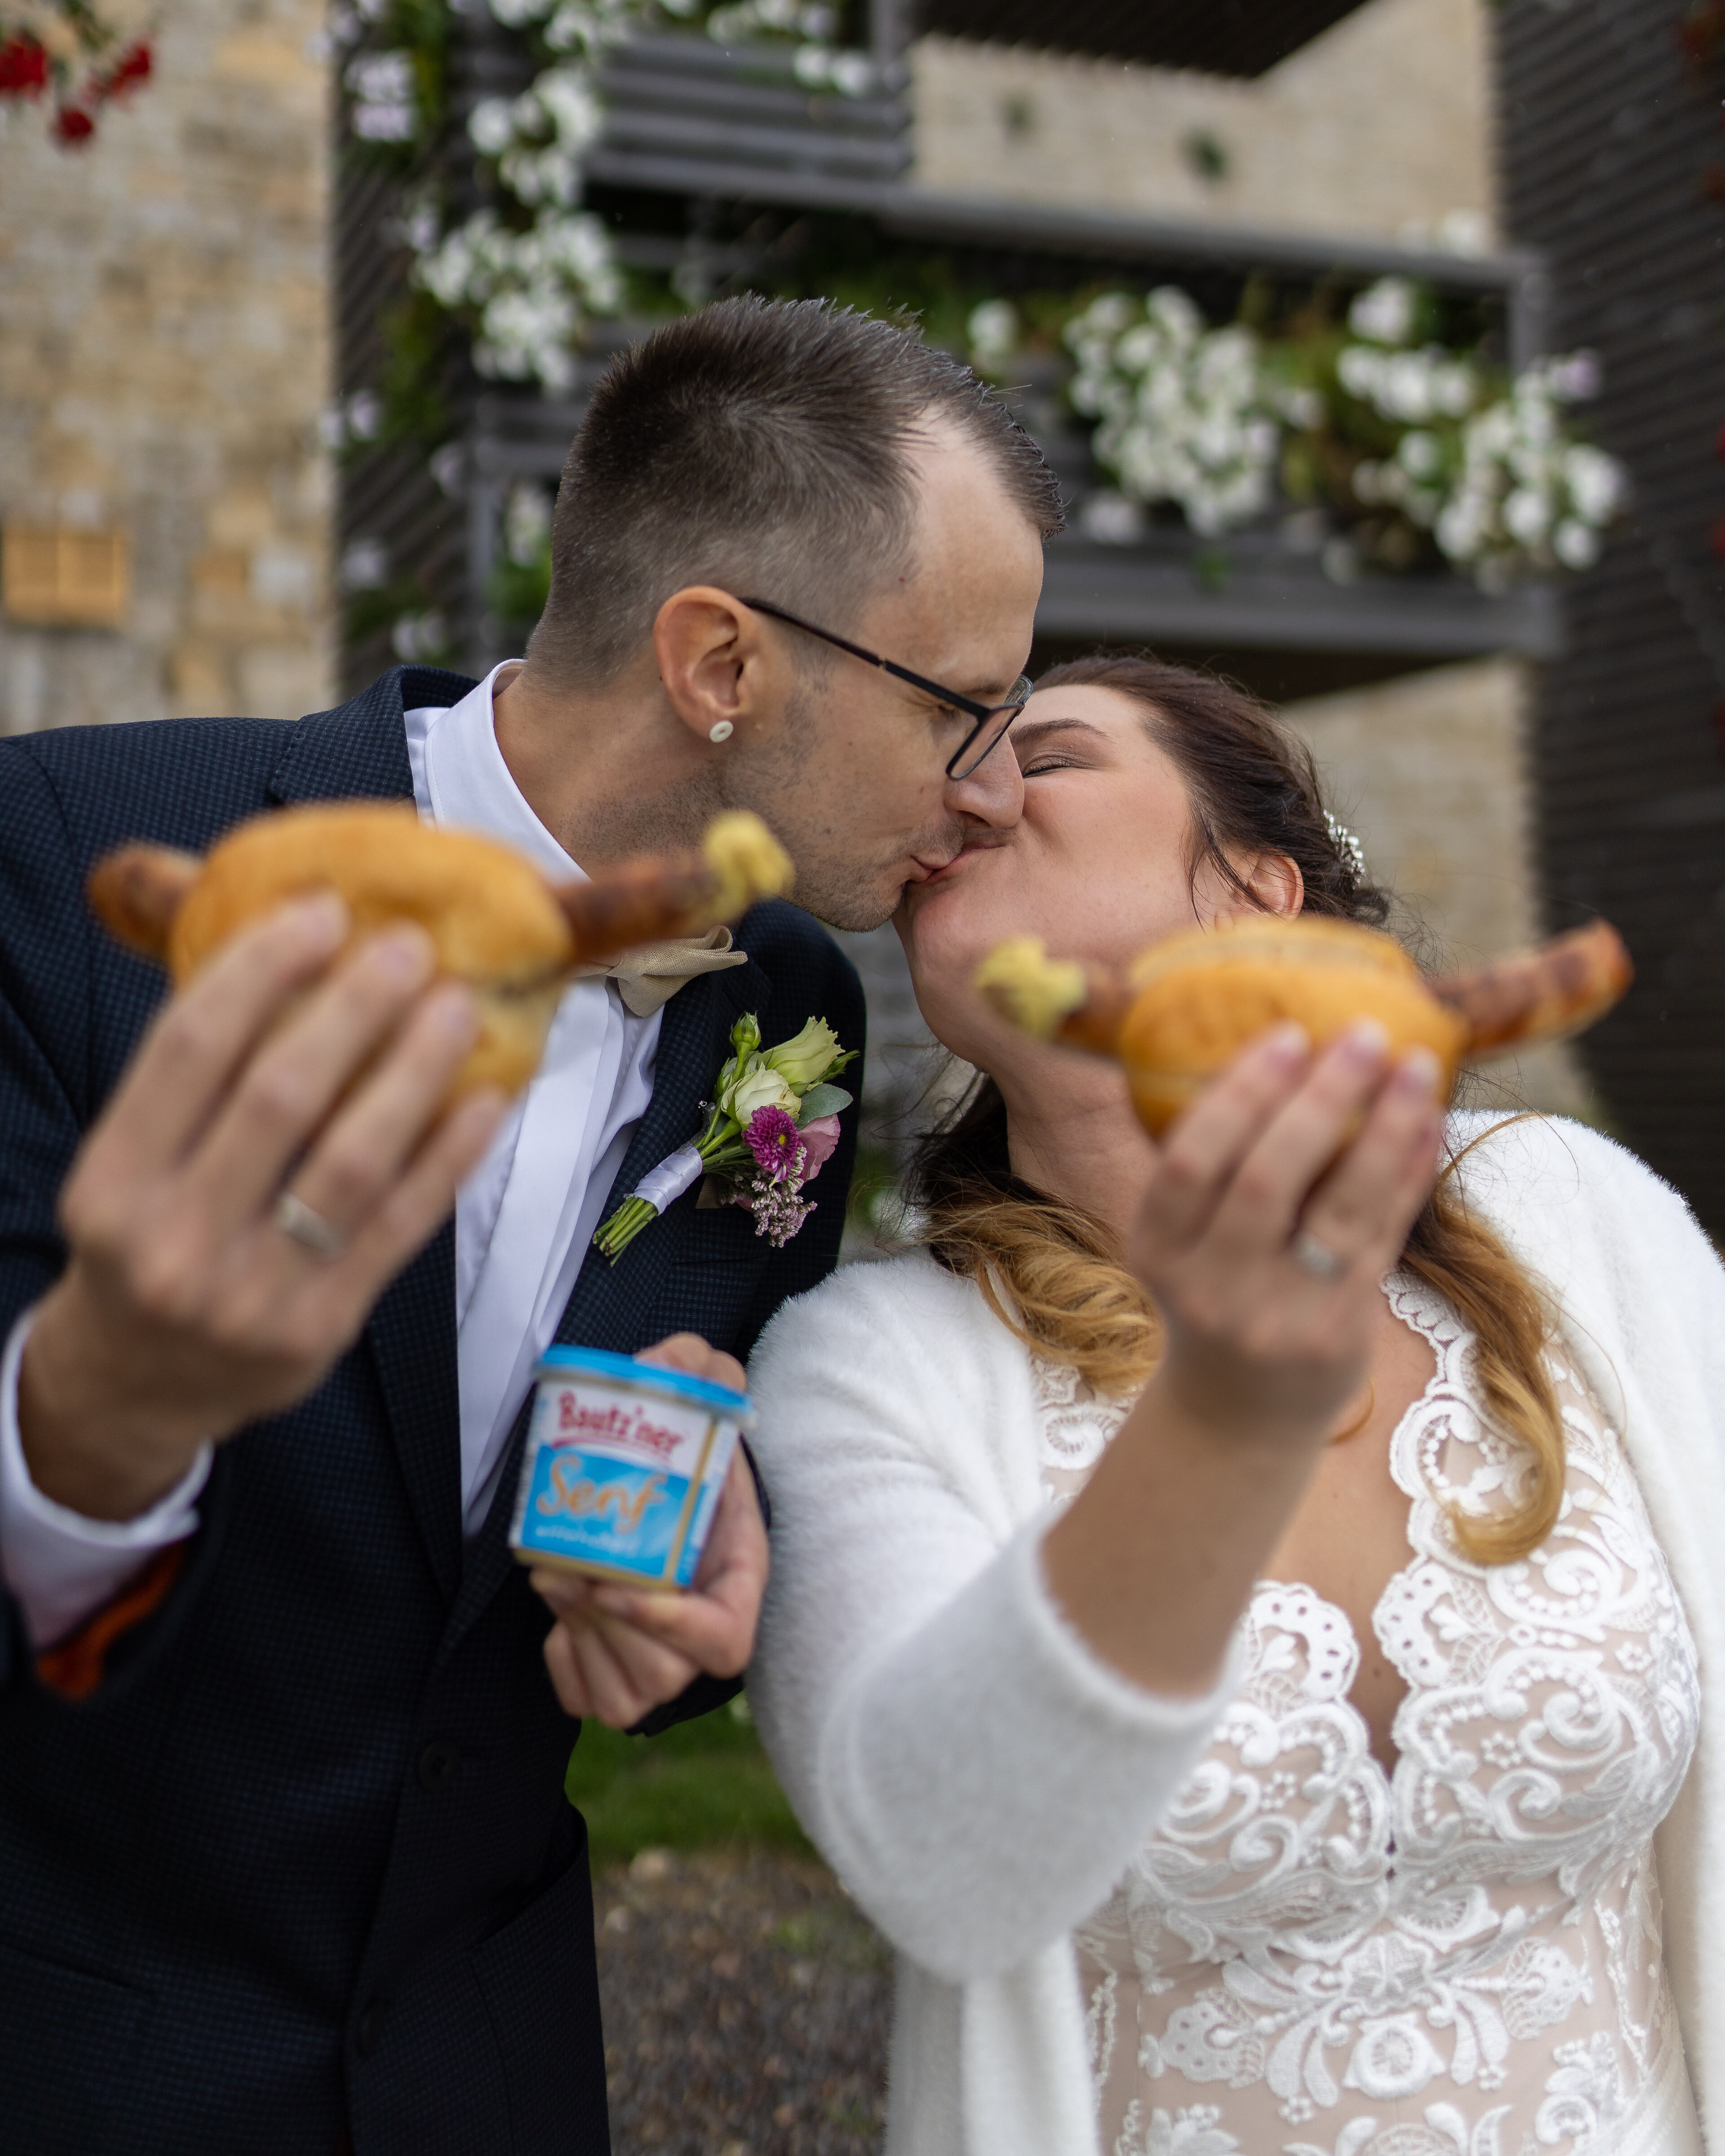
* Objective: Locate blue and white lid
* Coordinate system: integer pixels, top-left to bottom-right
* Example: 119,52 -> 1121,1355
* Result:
537,1343 -> 752,1420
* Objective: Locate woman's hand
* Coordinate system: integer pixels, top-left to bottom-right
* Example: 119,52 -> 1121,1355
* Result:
531,1333 -> 769,1730
1127,1018 -> 1444,1448
1041,1021 -> 1443,1700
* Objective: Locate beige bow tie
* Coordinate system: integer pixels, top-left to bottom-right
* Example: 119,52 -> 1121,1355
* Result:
571,925 -> 748,1017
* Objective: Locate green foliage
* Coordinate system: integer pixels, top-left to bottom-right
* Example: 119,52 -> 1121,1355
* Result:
376,290 -> 451,449
487,544 -> 553,638
565,1695 -> 812,1866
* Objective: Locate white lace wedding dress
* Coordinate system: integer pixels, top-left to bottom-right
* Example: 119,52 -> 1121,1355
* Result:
1034,1274 -> 1704,2156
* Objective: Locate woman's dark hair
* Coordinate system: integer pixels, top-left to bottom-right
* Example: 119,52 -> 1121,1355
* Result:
909,652 -> 1564,1566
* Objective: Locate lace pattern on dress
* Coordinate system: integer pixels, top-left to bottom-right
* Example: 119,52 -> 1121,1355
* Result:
1033,1275 -> 1703,2156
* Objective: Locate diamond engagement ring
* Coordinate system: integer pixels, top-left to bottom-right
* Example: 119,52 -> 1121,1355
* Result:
1291,1227 -> 1346,1281
274,1191 -> 347,1259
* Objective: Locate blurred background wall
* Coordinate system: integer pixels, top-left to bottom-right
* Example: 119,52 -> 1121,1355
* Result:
0,0 -> 336,732
911,0 -> 1495,246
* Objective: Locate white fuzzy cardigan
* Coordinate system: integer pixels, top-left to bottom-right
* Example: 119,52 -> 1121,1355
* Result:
745,1114 -> 1725,2156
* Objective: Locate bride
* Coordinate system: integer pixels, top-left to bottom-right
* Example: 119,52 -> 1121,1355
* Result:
744,654 -> 1725,2156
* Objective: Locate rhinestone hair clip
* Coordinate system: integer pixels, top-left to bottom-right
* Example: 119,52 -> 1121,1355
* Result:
1324,810 -> 1368,890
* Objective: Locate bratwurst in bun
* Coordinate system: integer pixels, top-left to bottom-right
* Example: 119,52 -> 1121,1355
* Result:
88,801 -> 792,1100
975,914 -> 1632,1136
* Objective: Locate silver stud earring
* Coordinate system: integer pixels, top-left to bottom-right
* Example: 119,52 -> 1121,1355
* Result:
708,720 -> 734,743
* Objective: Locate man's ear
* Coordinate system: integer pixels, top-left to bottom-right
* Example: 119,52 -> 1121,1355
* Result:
1214,850 -> 1305,923
652,588 -> 791,749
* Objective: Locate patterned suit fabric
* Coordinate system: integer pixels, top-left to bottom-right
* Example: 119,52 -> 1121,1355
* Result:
0,668 -> 864,2155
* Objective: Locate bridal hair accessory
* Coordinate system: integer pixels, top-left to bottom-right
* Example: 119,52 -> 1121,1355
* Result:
1324,810 -> 1369,891
708,720 -> 734,743
594,1010 -> 856,1261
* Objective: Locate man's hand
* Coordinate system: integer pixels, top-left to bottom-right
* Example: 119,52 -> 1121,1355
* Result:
531,1333 -> 769,1729
19,895 -> 508,1521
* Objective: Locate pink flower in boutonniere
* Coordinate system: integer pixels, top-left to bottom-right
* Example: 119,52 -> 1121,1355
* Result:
796,1114 -> 843,1181
745,1105 -> 806,1181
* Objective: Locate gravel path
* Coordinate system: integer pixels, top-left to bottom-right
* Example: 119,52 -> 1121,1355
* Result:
594,1848 -> 891,2155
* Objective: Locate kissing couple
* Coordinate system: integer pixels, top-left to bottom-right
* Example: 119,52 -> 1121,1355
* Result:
2,298 -> 1723,2156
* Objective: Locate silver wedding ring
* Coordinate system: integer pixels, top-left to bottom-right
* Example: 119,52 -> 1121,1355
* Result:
274,1191 -> 347,1260
1291,1227 -> 1346,1281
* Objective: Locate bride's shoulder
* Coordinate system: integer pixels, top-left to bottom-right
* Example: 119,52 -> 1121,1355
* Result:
755,1246 -> 987,1350
1446,1108 -> 1707,1264
748,1248 -> 1006,1396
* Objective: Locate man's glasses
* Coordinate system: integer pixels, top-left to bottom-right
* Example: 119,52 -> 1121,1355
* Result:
739,598 -> 1032,780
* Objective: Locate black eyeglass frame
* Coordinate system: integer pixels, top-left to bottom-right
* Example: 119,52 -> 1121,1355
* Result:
739,597 -> 1032,780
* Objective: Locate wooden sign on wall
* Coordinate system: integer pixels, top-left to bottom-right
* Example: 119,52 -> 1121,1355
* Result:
2,522 -> 131,628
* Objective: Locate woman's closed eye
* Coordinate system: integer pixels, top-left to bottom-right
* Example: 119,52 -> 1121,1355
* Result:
1011,716 -> 1111,779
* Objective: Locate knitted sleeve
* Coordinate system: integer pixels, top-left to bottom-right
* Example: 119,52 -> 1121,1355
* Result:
746,1255 -> 1237,1984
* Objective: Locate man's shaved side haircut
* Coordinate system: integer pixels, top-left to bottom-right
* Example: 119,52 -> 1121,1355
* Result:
527,296 -> 1065,689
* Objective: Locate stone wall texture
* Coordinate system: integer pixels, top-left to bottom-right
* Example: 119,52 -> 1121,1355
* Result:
0,0 -> 336,734
910,0 -> 1496,247
1282,658 -> 1592,1115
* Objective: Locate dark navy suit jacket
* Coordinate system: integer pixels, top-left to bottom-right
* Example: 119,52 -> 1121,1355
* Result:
0,668 -> 864,2155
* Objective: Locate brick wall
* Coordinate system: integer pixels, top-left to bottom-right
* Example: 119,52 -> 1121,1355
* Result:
0,0 -> 336,733
1282,659 -> 1592,1114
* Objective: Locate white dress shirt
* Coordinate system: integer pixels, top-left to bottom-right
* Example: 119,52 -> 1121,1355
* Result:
0,663 -> 662,1645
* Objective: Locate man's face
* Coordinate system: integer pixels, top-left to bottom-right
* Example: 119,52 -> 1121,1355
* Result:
724,421 -> 1046,931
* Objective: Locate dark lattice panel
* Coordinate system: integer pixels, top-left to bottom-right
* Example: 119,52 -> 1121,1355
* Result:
912,0 -> 1373,77
1497,0 -> 1725,1228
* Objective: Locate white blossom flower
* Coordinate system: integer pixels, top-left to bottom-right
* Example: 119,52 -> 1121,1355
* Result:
1348,275 -> 1418,347
1066,288 -> 1292,537
1554,518 -> 1601,570
341,538 -> 390,592
1078,491 -> 1146,545
468,97 -> 518,155
346,49 -> 418,141
391,610 -> 447,661
1503,486 -> 1551,547
411,206 -> 620,392
504,483 -> 554,567
1563,442 -> 1625,524
966,299 -> 1019,376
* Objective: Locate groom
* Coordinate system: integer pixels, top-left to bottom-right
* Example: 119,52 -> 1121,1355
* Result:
0,297 -> 1060,2153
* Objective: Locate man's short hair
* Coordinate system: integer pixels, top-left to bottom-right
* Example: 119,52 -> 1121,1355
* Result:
527,296 -> 1065,688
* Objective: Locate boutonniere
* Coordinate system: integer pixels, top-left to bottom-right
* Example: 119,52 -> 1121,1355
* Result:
594,1012 -> 857,1261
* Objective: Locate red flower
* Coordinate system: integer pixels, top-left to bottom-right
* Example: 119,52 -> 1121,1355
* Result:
0,35 -> 49,97
1716,421 -> 1725,463
53,105 -> 95,144
94,41 -> 151,101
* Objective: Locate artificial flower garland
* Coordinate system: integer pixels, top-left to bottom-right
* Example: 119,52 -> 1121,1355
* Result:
979,275 -> 1628,592
0,0 -> 150,143
335,0 -> 871,393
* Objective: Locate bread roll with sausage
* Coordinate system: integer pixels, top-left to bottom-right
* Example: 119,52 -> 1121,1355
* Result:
975,914 -> 1631,1137
88,802 -> 792,1100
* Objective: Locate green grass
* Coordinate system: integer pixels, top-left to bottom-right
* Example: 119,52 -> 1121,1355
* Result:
564,1696 -> 812,1868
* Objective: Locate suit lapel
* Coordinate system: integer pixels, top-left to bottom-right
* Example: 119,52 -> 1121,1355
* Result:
272,665 -> 478,1600
438,954 -> 769,1657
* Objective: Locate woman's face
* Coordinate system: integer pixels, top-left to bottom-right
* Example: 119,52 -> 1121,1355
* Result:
895,681 -> 1284,1070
